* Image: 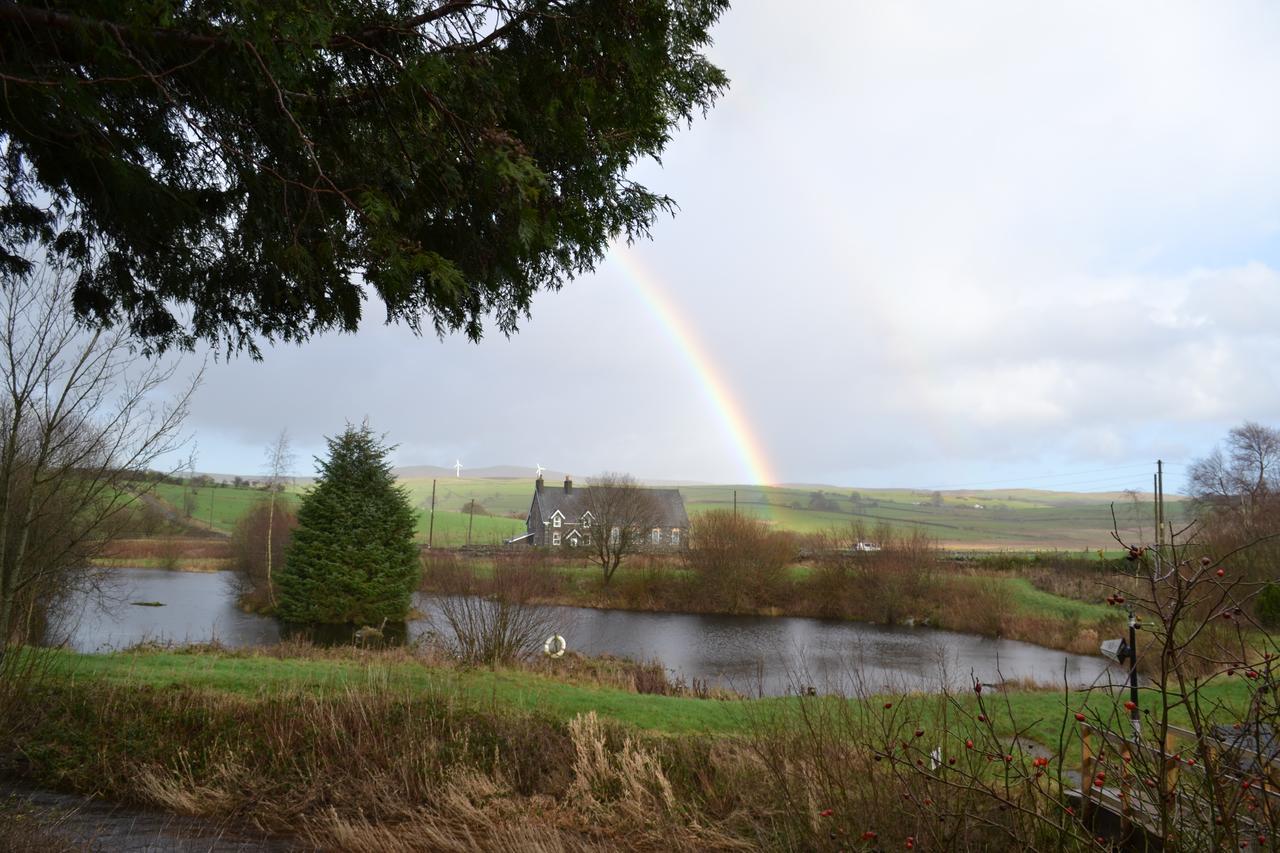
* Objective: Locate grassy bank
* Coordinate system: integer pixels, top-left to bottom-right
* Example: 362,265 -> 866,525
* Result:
0,645 -> 1257,851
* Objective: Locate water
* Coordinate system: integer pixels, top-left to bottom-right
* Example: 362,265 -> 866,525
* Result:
56,568 -> 1120,696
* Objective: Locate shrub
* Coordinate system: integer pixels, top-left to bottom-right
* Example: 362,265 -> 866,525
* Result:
432,556 -> 560,666
229,500 -> 299,612
1257,582 -> 1280,628
685,511 -> 794,612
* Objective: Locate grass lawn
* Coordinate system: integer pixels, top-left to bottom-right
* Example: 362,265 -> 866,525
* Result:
44,647 -> 1254,747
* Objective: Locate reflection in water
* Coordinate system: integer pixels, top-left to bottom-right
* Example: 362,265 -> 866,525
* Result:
58,568 -> 1121,697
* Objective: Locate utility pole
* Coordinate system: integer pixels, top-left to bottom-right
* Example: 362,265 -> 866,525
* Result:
428,479 -> 436,549
1153,472 -> 1159,550
467,496 -> 475,546
1157,459 -> 1165,544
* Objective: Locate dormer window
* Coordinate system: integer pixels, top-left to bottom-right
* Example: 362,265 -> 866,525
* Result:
551,510 -> 562,528
581,512 -> 593,528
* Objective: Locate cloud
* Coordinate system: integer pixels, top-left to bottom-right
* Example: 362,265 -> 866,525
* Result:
172,1 -> 1280,491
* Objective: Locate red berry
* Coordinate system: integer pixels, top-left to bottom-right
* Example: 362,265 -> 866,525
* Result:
884,702 -> 893,709
819,808 -> 833,817
1217,568 -> 1225,578
861,831 -> 877,841
915,729 -> 925,738
974,682 -> 982,693
977,714 -> 987,722
965,739 -> 974,749
1075,712 -> 1086,722
1124,700 -> 1137,711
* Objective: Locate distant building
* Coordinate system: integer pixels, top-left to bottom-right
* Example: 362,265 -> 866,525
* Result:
516,476 -> 689,549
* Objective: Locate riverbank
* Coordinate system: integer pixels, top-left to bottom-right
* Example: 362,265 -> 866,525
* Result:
0,644 -> 1253,851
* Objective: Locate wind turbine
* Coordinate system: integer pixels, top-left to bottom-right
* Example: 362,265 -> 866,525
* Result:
535,463 -> 545,477
454,459 -> 462,478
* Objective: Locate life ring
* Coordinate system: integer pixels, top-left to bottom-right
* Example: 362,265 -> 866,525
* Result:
544,634 -> 567,658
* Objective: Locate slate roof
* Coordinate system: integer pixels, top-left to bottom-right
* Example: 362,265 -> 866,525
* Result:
531,484 -> 689,528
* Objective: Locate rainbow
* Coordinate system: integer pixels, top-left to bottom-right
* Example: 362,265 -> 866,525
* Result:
610,247 -> 777,487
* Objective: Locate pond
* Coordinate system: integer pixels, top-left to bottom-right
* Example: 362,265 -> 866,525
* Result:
55,568 -> 1121,696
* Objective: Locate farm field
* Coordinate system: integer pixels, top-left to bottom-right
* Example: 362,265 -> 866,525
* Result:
147,475 -> 1185,552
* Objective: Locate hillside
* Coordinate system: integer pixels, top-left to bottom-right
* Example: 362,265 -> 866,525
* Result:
148,475 -> 1185,552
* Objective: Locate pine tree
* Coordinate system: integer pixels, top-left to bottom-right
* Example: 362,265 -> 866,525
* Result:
277,424 -> 419,624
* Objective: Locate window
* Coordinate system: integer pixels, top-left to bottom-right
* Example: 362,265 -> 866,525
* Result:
582,513 -> 592,528
670,528 -> 681,546
584,536 -> 592,546
569,535 -> 578,547
553,514 -> 561,528
651,527 -> 661,545
552,532 -> 561,546
610,527 -> 620,545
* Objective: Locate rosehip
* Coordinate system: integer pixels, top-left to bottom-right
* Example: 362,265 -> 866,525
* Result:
1217,568 -> 1225,578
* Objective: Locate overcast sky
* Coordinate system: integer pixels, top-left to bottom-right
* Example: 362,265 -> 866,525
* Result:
172,1 -> 1280,492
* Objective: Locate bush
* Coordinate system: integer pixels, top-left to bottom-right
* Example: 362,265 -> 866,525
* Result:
230,500 -> 299,611
431,556 -> 560,666
1257,583 -> 1280,628
685,511 -> 794,612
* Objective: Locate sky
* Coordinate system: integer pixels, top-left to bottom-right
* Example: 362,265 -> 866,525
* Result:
167,1 -> 1280,493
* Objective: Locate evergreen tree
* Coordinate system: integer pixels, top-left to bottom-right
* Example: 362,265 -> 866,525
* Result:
0,1 -> 729,354
277,424 -> 419,624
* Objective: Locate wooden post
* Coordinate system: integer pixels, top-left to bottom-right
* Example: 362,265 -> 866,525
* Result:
467,497 -> 475,546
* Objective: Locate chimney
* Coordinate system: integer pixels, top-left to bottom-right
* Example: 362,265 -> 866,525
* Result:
535,475 -> 544,493
564,476 -> 573,494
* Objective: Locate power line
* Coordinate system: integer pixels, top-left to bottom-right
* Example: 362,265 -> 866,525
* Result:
926,463 -> 1166,491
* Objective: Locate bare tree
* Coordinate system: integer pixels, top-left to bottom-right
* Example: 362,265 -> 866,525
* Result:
583,472 -> 662,585
1189,421 -> 1280,515
0,265 -> 199,656
262,429 -> 294,608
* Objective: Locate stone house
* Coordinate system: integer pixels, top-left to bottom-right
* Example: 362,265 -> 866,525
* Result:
517,476 -> 689,549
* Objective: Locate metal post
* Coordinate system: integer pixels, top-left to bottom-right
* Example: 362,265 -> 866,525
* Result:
1128,605 -> 1140,737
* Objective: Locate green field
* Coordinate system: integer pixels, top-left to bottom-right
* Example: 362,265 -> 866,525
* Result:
149,480 -> 524,545
150,475 -> 1184,551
